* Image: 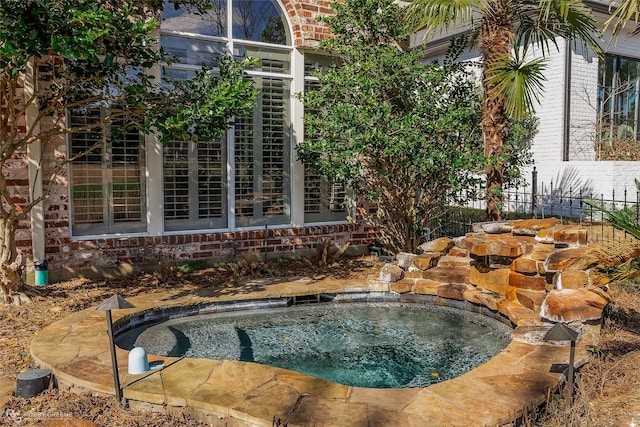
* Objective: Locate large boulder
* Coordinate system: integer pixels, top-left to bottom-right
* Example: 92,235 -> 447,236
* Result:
511,218 -> 561,236
540,288 -> 612,323
543,247 -> 590,272
464,234 -> 536,258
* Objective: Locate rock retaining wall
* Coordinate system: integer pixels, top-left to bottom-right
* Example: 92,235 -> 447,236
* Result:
371,218 -> 612,331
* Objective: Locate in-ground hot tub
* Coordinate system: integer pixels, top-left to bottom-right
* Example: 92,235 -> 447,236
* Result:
31,282 -> 596,426
115,293 -> 513,388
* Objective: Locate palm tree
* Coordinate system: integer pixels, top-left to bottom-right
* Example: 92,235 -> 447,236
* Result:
406,0 -> 602,220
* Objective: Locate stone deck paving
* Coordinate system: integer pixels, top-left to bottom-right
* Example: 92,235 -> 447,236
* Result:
30,277 -> 598,427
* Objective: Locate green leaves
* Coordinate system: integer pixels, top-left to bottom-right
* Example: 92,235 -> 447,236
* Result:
299,0 -> 486,252
486,51 -> 547,120
405,0 -> 474,35
1,0 -> 258,156
147,57 -> 259,144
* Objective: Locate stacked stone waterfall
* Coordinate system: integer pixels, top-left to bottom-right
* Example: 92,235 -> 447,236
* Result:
370,218 -> 612,329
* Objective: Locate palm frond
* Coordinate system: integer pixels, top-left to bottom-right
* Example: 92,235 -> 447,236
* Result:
518,0 -> 602,57
583,198 -> 640,241
405,0 -> 474,34
485,50 -> 547,120
605,0 -> 640,43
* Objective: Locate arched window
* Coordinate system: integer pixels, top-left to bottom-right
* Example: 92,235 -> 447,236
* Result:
160,0 -> 292,230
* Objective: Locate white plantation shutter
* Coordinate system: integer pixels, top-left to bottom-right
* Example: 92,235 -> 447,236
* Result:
159,0 -> 292,231
69,108 -> 146,235
235,76 -> 290,226
163,139 -> 227,230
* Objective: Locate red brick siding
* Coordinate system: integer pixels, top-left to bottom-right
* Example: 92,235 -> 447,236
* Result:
11,2 -> 371,281
48,223 -> 374,280
283,0 -> 335,47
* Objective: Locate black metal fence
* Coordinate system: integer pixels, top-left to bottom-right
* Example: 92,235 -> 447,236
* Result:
428,167 -> 640,242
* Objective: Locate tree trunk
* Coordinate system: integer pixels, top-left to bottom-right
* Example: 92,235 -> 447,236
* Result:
0,215 -> 24,303
479,2 -> 513,221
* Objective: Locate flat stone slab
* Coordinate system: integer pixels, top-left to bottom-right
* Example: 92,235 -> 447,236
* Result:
30,278 -> 597,427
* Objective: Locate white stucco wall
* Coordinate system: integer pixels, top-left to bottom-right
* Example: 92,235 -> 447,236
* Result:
531,12 -> 640,199
420,9 -> 640,201
529,42 -> 568,165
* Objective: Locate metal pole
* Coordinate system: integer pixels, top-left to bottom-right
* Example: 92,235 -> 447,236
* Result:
105,310 -> 123,403
531,167 -> 537,217
567,340 -> 576,407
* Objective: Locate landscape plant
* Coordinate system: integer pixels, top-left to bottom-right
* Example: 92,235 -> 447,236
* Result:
584,179 -> 640,240
298,0 -> 536,253
0,0 -> 258,302
405,0 -> 603,221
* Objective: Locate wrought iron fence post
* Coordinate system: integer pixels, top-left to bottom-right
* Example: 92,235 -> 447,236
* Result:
531,167 -> 537,218
636,184 -> 639,223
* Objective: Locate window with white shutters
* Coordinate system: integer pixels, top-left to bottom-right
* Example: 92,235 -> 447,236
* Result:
160,0 -> 292,230
235,77 -> 290,226
69,108 -> 146,235
163,139 -> 227,230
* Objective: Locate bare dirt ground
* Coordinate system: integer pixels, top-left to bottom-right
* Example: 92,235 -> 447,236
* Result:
0,255 -> 639,426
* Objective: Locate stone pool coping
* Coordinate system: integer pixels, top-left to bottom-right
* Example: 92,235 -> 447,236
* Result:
30,277 -> 599,427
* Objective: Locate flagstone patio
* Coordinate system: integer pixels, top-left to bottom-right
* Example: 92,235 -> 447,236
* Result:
30,276 -> 599,427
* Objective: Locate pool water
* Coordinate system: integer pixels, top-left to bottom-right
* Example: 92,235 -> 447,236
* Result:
119,302 -> 512,388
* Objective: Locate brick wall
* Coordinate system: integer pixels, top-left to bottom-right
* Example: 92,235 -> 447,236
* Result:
284,0 -> 334,47
14,0 -> 373,283
49,224 -> 374,281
